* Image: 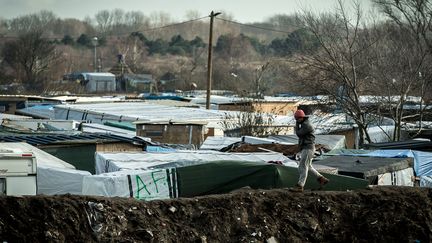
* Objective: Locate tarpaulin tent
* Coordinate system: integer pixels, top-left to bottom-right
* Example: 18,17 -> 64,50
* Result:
38,167 -> 91,195
95,150 -> 296,174
82,161 -> 368,200
315,155 -> 414,186
323,149 -> 432,176
323,148 -> 432,187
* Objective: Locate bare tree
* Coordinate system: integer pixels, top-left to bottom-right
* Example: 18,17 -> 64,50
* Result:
2,31 -> 60,92
294,0 -> 378,145
252,62 -> 272,98
364,23 -> 432,140
125,11 -> 149,31
7,10 -> 57,34
219,101 -> 283,137
373,0 -> 432,139
95,10 -> 113,34
374,0 -> 432,52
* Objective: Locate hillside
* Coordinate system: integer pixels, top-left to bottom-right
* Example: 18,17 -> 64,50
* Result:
0,186 -> 430,242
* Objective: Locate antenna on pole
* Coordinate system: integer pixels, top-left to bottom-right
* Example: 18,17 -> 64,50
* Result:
206,11 -> 221,110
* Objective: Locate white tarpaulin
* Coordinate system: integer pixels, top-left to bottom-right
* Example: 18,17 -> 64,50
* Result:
199,137 -> 241,150
82,168 -> 177,200
37,166 -> 91,195
95,150 -> 295,174
420,176 -> 432,187
54,102 -> 226,124
377,167 -> 414,186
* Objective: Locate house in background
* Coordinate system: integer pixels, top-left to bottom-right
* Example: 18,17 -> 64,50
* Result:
80,72 -> 116,93
109,54 -> 155,93
63,72 -> 116,93
159,72 -> 178,92
121,74 -> 155,93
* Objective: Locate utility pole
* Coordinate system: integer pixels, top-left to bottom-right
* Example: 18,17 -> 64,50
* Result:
206,11 -> 221,109
92,37 -> 98,72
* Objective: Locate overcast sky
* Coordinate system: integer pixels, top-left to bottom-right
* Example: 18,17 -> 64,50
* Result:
0,0 -> 375,23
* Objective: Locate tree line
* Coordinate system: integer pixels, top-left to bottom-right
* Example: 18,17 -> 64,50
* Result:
0,11 -> 316,95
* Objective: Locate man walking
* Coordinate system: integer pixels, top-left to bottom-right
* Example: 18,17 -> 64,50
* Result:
290,109 -> 329,192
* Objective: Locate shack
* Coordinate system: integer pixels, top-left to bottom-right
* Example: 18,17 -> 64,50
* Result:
80,72 -> 116,93
134,120 -> 207,148
315,155 -> 414,186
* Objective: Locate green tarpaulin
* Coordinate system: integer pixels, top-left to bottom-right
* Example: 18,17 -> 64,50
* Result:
176,161 -> 368,197
104,121 -> 136,131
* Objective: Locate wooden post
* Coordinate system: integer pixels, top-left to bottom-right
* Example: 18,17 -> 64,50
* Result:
206,11 -> 221,109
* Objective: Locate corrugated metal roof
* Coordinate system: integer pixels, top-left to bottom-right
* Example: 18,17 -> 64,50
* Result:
0,133 -> 147,146
16,105 -> 55,119
364,139 -> 432,151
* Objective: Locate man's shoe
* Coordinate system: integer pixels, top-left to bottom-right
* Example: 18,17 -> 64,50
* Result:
289,184 -> 304,192
317,176 -> 329,186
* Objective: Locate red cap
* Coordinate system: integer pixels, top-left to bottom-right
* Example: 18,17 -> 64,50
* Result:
294,109 -> 306,119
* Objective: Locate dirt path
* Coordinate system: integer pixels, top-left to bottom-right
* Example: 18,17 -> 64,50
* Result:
0,186 -> 431,242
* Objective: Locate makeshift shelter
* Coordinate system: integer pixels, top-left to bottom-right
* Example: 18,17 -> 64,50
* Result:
0,134 -> 149,174
268,134 -> 346,151
82,161 -> 368,199
134,120 -> 207,148
200,136 -> 242,150
80,72 -> 116,93
94,150 -> 296,174
315,155 -> 414,186
363,139 -> 432,152
323,149 -> 431,177
200,135 -> 346,152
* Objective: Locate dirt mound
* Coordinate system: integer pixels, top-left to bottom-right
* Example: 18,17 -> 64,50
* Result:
0,187 -> 431,242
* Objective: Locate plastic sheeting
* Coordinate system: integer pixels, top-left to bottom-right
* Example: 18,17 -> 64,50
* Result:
37,166 -> 91,195
146,146 -> 176,152
82,161 -> 368,199
95,150 -> 296,174
199,137 -> 241,150
82,168 -> 177,200
413,151 -> 432,176
242,136 -> 295,145
269,135 -> 346,150
420,176 -> 432,187
377,167 -> 414,186
54,102 -> 227,124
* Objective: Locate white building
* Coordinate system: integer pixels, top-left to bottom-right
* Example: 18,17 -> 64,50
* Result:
81,72 -> 116,93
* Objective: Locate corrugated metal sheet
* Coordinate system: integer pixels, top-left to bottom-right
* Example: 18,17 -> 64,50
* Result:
364,140 -> 432,151
0,133 -> 147,146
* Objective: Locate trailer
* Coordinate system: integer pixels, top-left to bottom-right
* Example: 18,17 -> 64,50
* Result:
0,150 -> 37,196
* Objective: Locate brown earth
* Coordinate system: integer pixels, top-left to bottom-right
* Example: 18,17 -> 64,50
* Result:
0,186 -> 431,242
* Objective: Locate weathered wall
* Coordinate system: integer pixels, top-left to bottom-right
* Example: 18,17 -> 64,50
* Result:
137,124 -> 205,147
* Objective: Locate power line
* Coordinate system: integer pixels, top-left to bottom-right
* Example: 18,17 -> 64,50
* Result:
0,16 -> 302,41
215,17 -> 298,34
0,16 -> 209,40
130,16 -> 208,34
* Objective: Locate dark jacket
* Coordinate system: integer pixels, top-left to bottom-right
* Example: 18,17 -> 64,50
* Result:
295,118 -> 315,150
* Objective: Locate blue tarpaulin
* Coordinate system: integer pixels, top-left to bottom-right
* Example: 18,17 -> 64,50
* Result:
145,145 -> 176,153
